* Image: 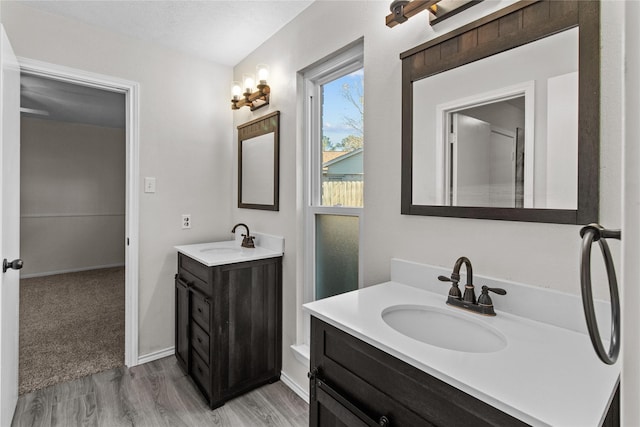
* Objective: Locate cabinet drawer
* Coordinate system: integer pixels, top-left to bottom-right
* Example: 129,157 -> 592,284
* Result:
178,253 -> 209,284
191,350 -> 211,400
191,321 -> 210,362
190,288 -> 210,333
177,269 -> 210,297
313,378 -> 396,427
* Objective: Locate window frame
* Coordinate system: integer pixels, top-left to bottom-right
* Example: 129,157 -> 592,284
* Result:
301,42 -> 364,349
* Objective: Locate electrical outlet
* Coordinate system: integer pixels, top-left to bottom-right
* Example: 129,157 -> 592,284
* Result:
182,214 -> 191,229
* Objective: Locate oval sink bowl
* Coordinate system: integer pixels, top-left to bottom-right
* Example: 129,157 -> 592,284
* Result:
381,305 -> 507,353
200,247 -> 241,254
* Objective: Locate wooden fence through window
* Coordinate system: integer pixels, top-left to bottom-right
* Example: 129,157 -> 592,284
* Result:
321,181 -> 363,207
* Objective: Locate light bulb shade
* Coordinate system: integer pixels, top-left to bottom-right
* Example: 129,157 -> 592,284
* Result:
243,73 -> 255,93
231,81 -> 242,100
256,64 -> 270,84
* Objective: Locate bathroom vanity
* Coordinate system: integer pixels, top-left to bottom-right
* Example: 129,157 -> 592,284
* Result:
310,317 -> 528,426
174,234 -> 283,409
305,259 -> 620,427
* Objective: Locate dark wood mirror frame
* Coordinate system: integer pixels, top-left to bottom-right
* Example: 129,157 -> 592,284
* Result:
238,110 -> 280,211
401,0 -> 599,223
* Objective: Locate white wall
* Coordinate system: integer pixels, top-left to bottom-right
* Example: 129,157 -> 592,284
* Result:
546,72 -> 579,209
232,0 -> 623,395
1,2 -> 234,357
20,117 -> 125,277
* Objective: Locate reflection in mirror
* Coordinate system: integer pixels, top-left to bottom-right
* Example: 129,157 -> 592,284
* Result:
241,133 -> 275,205
412,27 -> 578,211
237,110 -> 279,211
448,98 -> 525,208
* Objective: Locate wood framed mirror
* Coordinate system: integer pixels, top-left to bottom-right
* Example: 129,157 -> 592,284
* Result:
238,111 -> 280,211
401,0 -> 599,223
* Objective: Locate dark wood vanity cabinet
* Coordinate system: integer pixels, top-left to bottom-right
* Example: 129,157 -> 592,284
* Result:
310,317 -> 620,427
310,317 -> 528,427
175,253 -> 282,409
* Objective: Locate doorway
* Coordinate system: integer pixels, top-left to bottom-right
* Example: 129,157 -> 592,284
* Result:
19,73 -> 126,393
16,59 -> 140,388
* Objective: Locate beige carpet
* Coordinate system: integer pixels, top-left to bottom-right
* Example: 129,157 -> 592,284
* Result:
19,267 -> 125,395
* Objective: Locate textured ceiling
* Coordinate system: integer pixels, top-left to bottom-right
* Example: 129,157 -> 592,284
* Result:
17,0 -> 315,67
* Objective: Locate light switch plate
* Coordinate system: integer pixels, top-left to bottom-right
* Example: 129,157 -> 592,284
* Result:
144,177 -> 156,193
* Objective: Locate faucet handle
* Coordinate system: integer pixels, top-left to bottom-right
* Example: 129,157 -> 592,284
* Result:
485,286 -> 506,295
438,275 -> 462,299
477,285 -> 506,307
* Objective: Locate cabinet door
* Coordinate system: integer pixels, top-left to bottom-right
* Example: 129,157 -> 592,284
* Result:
223,258 -> 282,394
175,277 -> 190,372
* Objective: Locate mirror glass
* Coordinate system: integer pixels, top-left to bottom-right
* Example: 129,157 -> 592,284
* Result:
412,27 -> 578,210
237,110 -> 279,211
241,133 -> 275,205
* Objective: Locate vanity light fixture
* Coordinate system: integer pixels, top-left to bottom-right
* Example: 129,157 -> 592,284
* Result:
386,0 -> 482,27
231,64 -> 270,111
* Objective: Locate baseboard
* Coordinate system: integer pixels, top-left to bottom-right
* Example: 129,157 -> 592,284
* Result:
281,370 -> 309,403
137,346 -> 175,365
137,349 -> 307,402
21,263 -> 125,279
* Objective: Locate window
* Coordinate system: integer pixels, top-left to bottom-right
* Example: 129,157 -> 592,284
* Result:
299,41 -> 364,351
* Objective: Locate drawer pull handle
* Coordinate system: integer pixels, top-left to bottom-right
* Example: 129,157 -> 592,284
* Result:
175,277 -> 189,288
313,373 -> 391,427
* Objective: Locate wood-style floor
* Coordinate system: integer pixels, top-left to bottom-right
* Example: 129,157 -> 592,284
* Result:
12,356 -> 309,427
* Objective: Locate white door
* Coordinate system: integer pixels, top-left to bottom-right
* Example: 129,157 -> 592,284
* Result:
452,113 -> 491,206
488,128 -> 516,207
0,25 -> 21,426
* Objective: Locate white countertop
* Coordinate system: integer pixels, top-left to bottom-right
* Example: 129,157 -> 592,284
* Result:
304,281 -> 619,427
175,232 -> 283,267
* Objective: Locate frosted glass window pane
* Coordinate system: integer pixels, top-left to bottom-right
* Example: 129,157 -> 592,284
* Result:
315,215 -> 359,300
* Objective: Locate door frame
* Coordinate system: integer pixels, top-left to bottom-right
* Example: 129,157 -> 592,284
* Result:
18,57 -> 140,367
623,0 -> 640,423
434,82 -> 534,207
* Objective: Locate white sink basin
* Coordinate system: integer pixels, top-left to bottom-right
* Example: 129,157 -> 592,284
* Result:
381,305 -> 507,353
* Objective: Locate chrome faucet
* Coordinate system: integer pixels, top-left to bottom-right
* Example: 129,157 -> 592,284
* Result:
438,257 -> 506,316
231,223 -> 255,248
